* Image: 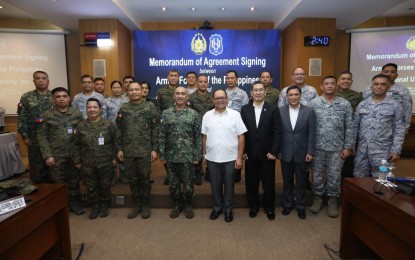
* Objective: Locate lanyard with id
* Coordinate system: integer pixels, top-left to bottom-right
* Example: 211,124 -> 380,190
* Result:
98,133 -> 105,145
67,125 -> 73,135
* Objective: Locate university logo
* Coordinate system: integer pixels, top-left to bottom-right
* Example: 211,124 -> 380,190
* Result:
191,33 -> 207,55
0,39 -> 6,53
406,36 -> 415,51
209,34 -> 223,56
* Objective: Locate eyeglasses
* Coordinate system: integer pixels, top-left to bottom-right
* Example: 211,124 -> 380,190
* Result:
214,97 -> 227,101
293,73 -> 305,77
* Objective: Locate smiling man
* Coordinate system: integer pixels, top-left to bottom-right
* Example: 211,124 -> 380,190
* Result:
354,74 -> 405,178
279,85 -> 316,219
202,89 -> 247,222
18,71 -> 54,183
241,81 -> 282,220
37,87 -> 85,215
278,67 -> 318,107
159,86 -> 201,219
309,76 -> 354,218
116,81 -> 159,219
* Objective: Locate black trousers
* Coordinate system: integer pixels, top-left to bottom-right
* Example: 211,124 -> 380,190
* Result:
280,160 -> 307,209
245,159 -> 276,212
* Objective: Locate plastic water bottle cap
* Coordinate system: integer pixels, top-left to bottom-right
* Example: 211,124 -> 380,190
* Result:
379,166 -> 388,173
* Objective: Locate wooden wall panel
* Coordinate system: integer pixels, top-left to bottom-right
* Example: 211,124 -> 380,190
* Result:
282,18 -> 336,93
334,30 -> 350,77
79,19 -> 132,96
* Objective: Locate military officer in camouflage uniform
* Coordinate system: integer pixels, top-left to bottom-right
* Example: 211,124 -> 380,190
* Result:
309,76 -> 354,218
116,82 -> 159,219
278,67 -> 318,107
160,86 -> 201,219
225,70 -> 249,113
155,69 -> 180,114
188,75 -> 214,185
354,74 -> 405,178
73,98 -> 118,219
260,71 -> 279,105
17,70 -> 54,183
362,63 -> 412,134
37,87 -> 85,215
155,69 -> 181,185
72,74 -> 115,122
336,71 -> 363,179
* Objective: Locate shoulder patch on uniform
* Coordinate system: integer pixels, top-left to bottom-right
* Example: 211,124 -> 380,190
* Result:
35,117 -> 43,123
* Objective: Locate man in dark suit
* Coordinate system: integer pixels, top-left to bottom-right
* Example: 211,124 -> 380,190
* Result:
241,81 -> 282,220
279,85 -> 316,219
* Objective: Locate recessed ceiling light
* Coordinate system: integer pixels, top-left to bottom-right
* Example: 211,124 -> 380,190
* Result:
250,6 -> 255,11
191,7 -> 196,11
0,6 -> 3,9
221,7 -> 225,11
162,7 -> 167,11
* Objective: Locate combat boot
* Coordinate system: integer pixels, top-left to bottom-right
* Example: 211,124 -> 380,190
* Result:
100,202 -> 109,217
128,196 -> 142,219
89,203 -> 100,219
327,197 -> 339,218
128,206 -> 141,219
69,195 -> 85,215
183,203 -> 194,219
310,195 -> 323,214
141,190 -> 151,219
170,201 -> 182,218
141,204 -> 151,219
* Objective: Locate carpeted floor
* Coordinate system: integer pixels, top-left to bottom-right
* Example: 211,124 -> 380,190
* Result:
70,207 -> 341,260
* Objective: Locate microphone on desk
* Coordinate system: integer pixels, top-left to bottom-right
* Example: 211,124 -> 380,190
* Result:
387,177 -> 415,183
388,177 -> 415,195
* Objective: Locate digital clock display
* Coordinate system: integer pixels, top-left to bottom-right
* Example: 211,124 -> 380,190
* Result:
304,36 -> 330,46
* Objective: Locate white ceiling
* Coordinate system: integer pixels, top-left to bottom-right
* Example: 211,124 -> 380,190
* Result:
0,0 -> 414,31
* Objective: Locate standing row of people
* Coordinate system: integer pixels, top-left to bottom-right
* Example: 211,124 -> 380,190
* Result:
17,62 -> 411,221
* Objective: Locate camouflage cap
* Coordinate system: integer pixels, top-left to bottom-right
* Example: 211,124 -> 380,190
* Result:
0,179 -> 38,195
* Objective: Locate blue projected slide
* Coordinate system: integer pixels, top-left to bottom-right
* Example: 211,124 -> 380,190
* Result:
133,30 -> 281,98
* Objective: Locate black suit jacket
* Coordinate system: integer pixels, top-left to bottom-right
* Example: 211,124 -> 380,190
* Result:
279,104 -> 316,163
241,102 -> 282,161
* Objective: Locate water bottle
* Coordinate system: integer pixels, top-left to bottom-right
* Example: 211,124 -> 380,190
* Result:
386,162 -> 395,182
378,159 -> 388,182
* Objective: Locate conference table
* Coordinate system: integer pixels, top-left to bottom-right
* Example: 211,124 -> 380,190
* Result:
0,184 -> 72,259
0,132 -> 25,180
340,178 -> 415,259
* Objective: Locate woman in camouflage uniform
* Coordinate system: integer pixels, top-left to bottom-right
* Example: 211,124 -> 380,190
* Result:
73,98 -> 118,219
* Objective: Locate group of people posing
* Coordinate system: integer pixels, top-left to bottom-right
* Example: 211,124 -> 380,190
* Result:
17,62 -> 411,222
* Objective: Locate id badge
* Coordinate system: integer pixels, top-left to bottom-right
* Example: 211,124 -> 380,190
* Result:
98,133 -> 104,145
67,126 -> 73,134
228,100 -> 233,107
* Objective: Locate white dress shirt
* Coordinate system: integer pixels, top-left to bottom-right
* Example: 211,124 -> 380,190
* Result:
289,104 -> 300,130
253,101 -> 264,127
201,107 -> 247,163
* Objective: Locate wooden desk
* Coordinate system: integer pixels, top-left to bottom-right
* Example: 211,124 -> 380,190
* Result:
340,178 -> 415,259
0,184 -> 72,259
